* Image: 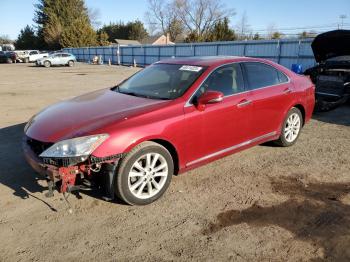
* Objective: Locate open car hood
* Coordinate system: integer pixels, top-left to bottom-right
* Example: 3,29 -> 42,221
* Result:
311,30 -> 350,63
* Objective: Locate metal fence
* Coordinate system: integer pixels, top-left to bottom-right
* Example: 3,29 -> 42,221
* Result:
63,38 -> 316,70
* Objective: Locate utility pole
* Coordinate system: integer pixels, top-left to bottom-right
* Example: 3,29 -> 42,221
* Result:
340,15 -> 347,29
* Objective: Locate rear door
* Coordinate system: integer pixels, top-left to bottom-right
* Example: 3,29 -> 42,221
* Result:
184,63 -> 252,166
242,62 -> 293,139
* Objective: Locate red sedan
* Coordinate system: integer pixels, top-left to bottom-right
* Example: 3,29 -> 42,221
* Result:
23,56 -> 315,205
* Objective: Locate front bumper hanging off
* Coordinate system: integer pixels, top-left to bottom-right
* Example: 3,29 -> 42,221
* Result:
23,136 -> 123,199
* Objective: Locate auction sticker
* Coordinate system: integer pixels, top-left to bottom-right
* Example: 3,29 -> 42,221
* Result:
179,65 -> 203,72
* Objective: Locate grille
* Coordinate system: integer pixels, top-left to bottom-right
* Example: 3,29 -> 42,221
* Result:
26,137 -> 53,156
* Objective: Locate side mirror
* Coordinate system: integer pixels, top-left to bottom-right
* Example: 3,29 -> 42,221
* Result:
197,90 -> 224,111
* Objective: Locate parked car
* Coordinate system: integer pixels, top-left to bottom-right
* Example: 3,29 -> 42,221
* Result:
0,51 -> 17,63
29,50 -> 49,62
36,52 -> 76,67
23,56 -> 315,205
304,30 -> 350,111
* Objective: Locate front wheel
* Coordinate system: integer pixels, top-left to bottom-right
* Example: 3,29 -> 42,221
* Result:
44,61 -> 51,68
115,141 -> 173,205
68,60 -> 74,67
274,107 -> 303,147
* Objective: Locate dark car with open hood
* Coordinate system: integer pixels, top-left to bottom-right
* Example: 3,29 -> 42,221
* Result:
304,30 -> 350,111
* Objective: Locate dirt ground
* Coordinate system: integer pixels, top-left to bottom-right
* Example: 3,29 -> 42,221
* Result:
0,63 -> 350,262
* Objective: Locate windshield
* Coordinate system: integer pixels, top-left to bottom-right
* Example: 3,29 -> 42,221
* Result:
115,63 -> 205,100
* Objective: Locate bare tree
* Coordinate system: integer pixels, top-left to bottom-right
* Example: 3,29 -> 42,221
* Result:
0,35 -> 13,44
145,0 -> 184,41
174,0 -> 235,40
266,23 -> 277,40
88,7 -> 102,29
235,11 -> 251,40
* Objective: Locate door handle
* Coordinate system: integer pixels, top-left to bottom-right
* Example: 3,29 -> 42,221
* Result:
283,87 -> 292,94
237,99 -> 251,108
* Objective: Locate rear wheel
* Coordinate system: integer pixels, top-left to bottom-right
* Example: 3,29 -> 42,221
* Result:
44,61 -> 51,68
23,58 -> 29,63
115,141 -> 173,205
274,107 -> 303,147
68,60 -> 74,67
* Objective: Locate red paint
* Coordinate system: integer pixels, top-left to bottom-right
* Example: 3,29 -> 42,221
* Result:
59,166 -> 78,193
25,57 -> 315,174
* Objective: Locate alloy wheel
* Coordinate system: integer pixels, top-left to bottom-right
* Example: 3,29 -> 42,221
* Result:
284,113 -> 301,142
127,153 -> 168,199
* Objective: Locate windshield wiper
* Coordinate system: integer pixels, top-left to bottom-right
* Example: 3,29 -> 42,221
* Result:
116,88 -> 170,100
112,85 -> 170,100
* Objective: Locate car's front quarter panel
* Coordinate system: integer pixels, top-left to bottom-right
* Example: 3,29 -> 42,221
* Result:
91,99 -> 187,169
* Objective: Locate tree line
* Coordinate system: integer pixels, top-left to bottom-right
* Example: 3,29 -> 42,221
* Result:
11,0 -> 317,50
15,0 -> 150,50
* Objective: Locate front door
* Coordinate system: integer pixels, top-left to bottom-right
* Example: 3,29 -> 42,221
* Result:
51,54 -> 61,65
184,63 -> 252,167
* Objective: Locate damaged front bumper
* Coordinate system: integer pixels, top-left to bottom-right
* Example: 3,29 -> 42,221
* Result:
23,136 -> 123,199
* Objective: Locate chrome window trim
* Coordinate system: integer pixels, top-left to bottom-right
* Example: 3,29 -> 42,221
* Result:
184,60 -> 291,108
186,131 -> 277,167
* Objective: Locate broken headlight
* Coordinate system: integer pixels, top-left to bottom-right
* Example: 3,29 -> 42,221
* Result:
39,134 -> 109,161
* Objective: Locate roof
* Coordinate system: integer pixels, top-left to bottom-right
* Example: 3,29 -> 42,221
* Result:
141,36 -> 161,45
157,56 -> 245,67
157,56 -> 292,76
114,39 -> 141,45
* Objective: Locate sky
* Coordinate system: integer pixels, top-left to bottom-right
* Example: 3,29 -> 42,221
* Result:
0,0 -> 349,40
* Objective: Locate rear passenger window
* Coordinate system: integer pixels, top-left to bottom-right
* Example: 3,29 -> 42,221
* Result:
243,62 -> 286,90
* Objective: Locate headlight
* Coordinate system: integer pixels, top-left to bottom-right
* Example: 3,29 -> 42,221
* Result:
39,134 -> 109,160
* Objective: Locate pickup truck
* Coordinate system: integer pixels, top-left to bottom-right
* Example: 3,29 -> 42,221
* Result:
15,50 -> 30,63
29,50 -> 48,62
14,50 -> 49,63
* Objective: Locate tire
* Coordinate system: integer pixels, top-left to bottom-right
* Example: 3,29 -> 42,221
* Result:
7,58 -> 13,64
68,60 -> 74,67
115,141 -> 173,205
24,58 -> 29,63
274,107 -> 303,147
44,61 -> 51,68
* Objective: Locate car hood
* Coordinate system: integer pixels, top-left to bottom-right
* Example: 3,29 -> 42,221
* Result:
25,88 -> 169,142
311,30 -> 350,63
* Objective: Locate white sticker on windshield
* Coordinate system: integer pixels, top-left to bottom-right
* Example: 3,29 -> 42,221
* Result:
179,65 -> 202,72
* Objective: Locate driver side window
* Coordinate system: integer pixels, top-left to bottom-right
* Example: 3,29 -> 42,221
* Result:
192,63 -> 245,103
